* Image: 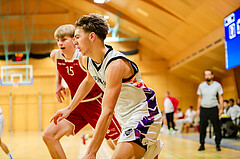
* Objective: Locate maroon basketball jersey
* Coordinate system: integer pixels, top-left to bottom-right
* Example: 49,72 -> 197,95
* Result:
55,49 -> 102,100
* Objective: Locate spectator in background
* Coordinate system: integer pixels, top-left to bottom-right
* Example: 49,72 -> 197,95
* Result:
164,91 -> 179,133
197,69 -> 223,151
175,106 -> 196,133
175,108 -> 184,120
185,106 -> 197,124
223,100 -> 230,115
227,98 -> 240,125
237,98 -> 240,107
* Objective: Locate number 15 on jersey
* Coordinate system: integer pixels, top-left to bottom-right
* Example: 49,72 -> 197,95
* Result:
66,66 -> 74,76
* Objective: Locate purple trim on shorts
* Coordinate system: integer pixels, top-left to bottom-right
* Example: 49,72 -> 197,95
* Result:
134,87 -> 159,142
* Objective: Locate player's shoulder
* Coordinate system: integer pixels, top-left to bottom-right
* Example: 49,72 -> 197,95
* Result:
50,49 -> 60,59
107,58 -> 126,69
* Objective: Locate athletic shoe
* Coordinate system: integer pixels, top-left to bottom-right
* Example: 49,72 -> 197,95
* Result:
216,145 -> 221,151
198,145 -> 205,151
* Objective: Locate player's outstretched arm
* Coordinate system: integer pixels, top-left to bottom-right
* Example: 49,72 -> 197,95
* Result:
82,59 -> 125,159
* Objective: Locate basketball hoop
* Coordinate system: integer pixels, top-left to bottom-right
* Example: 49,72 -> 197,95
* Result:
1,65 -> 33,86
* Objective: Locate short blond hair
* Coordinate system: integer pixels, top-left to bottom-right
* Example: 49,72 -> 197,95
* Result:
54,24 -> 75,39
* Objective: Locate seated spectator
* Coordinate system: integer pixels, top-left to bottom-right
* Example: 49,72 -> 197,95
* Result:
221,99 -> 231,123
175,106 -> 197,133
237,98 -> 240,107
223,100 -> 230,115
174,108 -> 184,120
184,106 -> 197,123
227,98 -> 240,125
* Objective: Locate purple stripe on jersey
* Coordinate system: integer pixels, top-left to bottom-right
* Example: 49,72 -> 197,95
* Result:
149,108 -> 159,116
134,129 -> 145,140
147,96 -> 157,109
144,87 -> 159,116
136,116 -> 154,134
134,87 -> 159,142
143,87 -> 155,101
142,116 -> 154,125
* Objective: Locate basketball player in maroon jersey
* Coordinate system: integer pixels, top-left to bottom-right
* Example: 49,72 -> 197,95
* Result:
42,24 -> 121,159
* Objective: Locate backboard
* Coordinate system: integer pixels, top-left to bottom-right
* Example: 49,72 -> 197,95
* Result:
0,65 -> 33,86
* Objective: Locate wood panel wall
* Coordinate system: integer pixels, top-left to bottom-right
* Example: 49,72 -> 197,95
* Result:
221,69 -> 238,102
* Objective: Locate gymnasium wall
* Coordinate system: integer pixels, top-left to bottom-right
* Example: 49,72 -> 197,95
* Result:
221,70 -> 238,101
0,58 -> 71,131
128,54 -> 199,113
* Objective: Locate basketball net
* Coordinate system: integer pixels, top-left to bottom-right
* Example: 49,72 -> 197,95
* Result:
13,80 -> 19,88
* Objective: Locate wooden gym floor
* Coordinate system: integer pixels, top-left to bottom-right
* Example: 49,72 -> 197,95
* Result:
0,125 -> 240,159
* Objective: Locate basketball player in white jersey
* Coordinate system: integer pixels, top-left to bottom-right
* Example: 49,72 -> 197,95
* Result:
0,106 -> 13,159
42,24 -> 121,159
51,14 -> 163,159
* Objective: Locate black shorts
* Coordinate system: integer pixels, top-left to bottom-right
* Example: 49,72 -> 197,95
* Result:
132,139 -> 147,151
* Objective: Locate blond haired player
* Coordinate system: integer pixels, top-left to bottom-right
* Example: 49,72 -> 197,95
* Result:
42,24 -> 121,159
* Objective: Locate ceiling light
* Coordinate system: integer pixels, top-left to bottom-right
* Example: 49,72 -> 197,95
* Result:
136,8 -> 149,17
94,0 -> 109,3
104,15 -> 109,19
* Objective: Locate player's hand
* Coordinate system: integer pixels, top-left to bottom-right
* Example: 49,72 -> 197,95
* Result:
56,84 -> 66,103
81,153 -> 96,159
50,107 -> 71,125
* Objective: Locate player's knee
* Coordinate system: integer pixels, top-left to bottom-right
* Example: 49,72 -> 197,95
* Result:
42,129 -> 55,143
42,132 -> 50,143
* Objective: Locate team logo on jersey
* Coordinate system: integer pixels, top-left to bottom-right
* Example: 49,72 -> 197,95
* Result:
93,76 -> 106,86
57,62 -> 66,65
125,129 -> 133,136
106,129 -> 110,134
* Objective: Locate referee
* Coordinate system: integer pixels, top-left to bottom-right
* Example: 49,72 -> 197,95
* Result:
197,69 -> 223,151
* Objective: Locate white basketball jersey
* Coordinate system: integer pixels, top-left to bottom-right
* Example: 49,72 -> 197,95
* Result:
87,45 -> 161,126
